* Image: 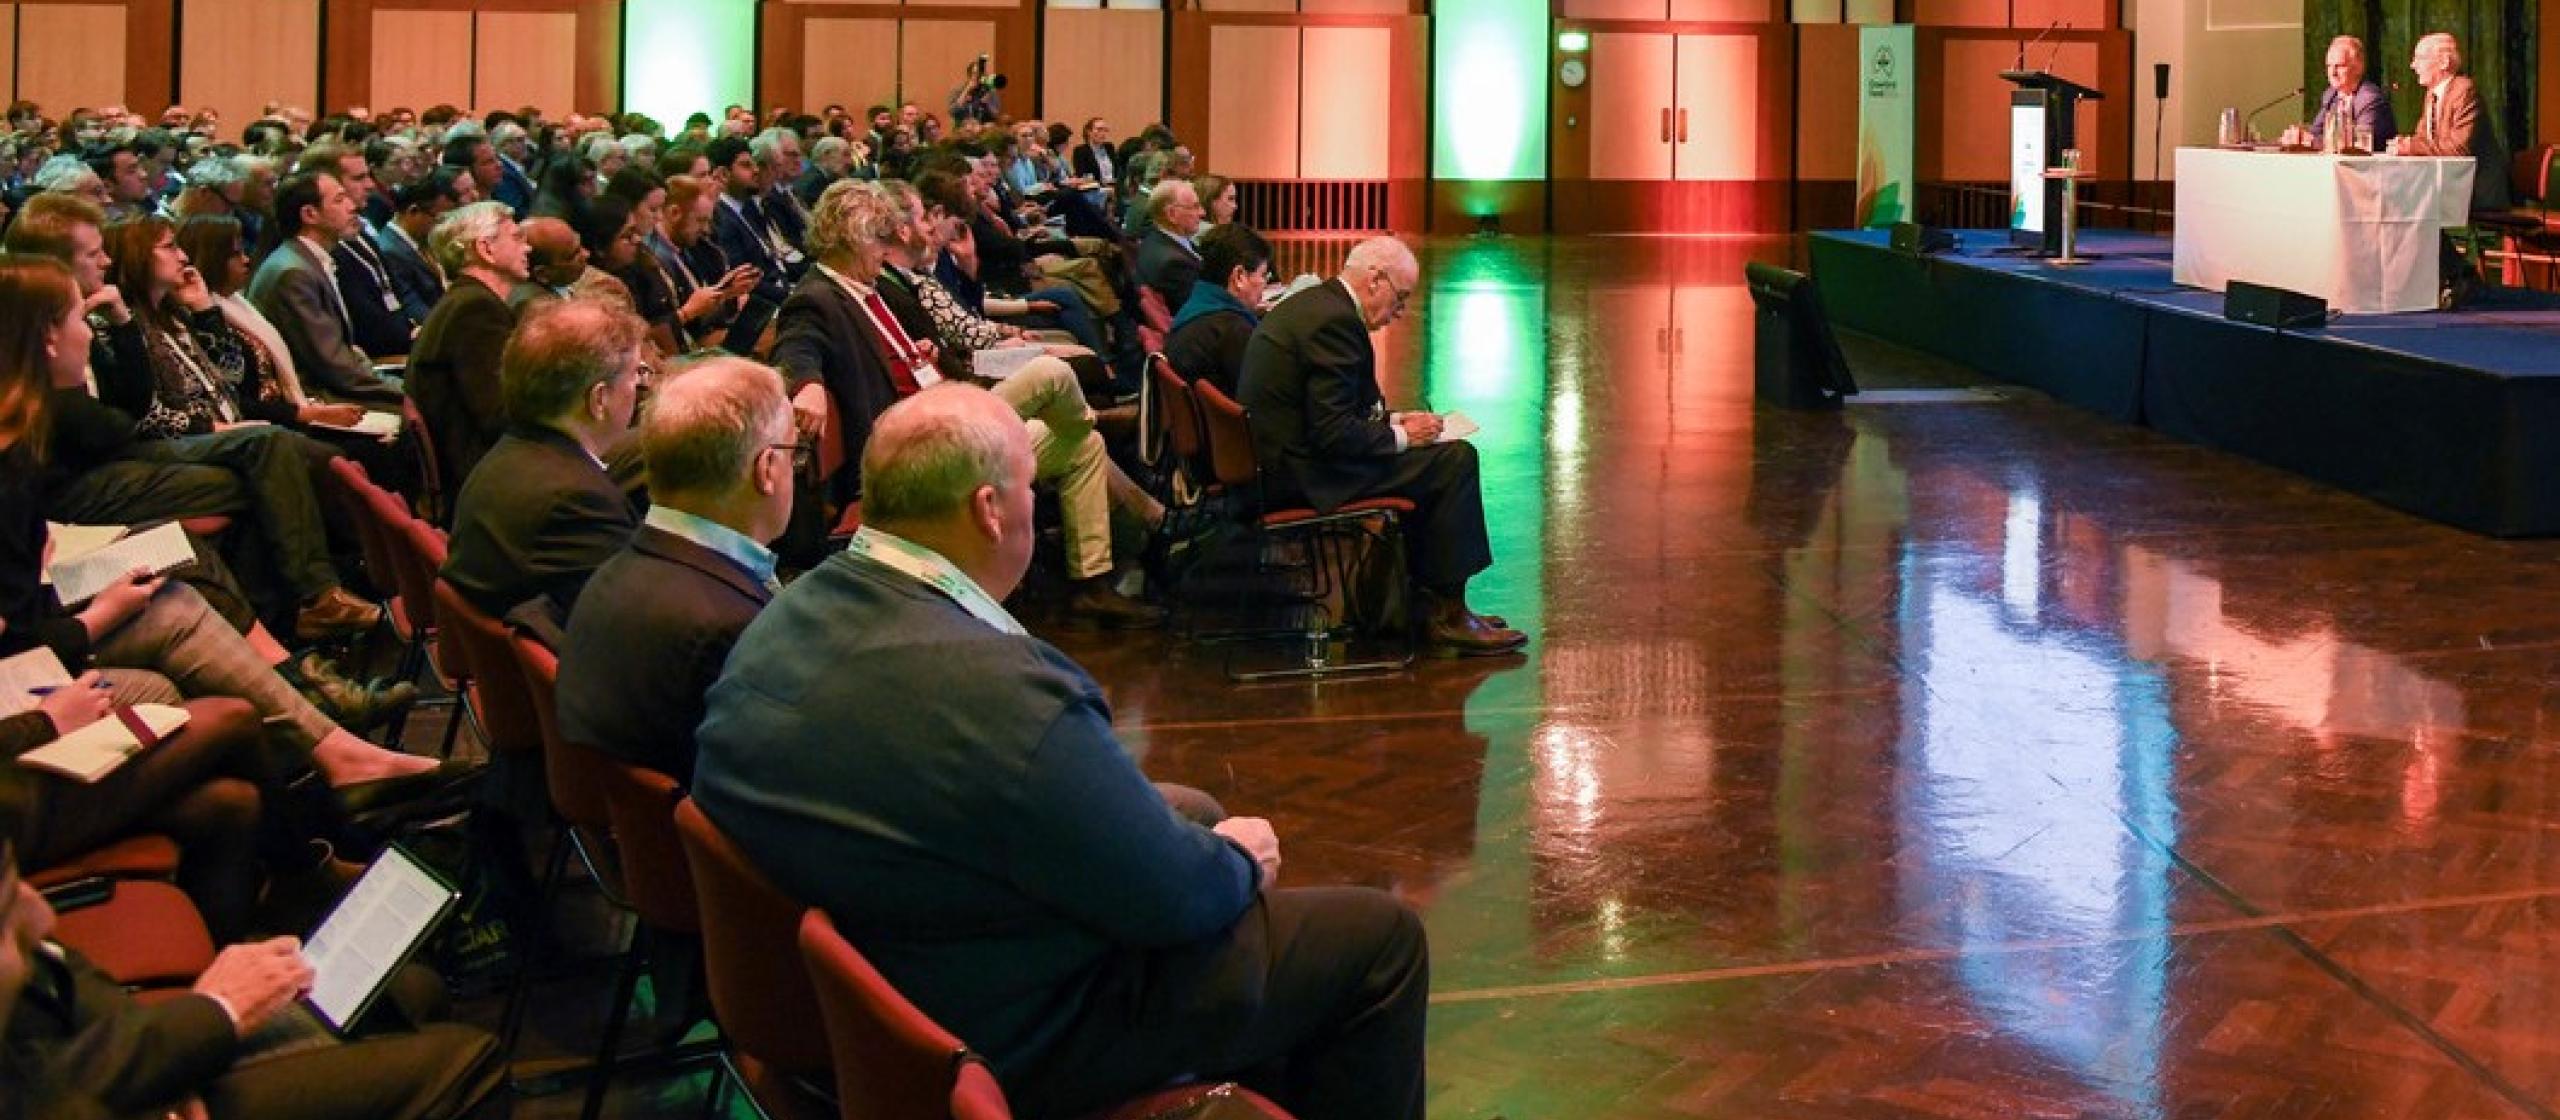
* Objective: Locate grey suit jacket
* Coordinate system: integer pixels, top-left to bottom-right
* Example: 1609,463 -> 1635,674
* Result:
245,238 -> 401,403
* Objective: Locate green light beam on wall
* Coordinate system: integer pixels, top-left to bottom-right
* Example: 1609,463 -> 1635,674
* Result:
624,0 -> 756,132
1433,0 -> 1548,189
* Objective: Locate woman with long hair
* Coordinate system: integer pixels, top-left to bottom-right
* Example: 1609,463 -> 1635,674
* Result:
98,215 -> 384,642
169,214 -> 366,432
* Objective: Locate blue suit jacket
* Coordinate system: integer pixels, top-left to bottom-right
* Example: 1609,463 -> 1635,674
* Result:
2310,79 -> 2398,150
711,196 -> 796,305
692,549 -> 1257,1077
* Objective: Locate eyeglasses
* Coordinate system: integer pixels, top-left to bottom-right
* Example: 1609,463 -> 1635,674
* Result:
1372,266 -> 1413,313
768,441 -> 813,472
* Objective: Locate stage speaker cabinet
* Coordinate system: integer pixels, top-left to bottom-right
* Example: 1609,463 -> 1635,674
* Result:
1890,222 -> 1956,255
2224,281 -> 2327,329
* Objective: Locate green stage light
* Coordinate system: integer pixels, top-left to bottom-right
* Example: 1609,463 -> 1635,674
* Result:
624,0 -> 755,131
1434,0 -> 1548,182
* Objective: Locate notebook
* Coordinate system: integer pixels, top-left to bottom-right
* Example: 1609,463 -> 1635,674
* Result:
47,522 -> 194,606
1,647 -> 188,783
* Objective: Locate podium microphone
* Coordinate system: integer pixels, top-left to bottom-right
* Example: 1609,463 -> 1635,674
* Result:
2035,22 -> 2073,74
2015,19 -> 2060,72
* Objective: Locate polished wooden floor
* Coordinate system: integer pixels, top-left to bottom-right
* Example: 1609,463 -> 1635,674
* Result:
496,235 -> 2560,1119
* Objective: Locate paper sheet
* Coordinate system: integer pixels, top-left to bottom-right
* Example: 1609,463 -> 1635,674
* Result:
973,346 -> 1046,383
1439,411 -> 1481,442
0,647 -> 74,717
47,522 -> 194,606
309,411 -> 402,438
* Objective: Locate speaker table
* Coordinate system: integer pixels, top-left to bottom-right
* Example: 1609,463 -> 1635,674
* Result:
2170,147 -> 2476,313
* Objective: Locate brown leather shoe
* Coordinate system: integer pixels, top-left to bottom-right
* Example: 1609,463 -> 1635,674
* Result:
295,586 -> 385,640
1423,610 -> 1528,658
1066,580 -> 1167,630
1092,403 -> 1141,442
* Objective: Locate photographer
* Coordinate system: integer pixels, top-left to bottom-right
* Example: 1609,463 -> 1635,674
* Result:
948,56 -> 1007,126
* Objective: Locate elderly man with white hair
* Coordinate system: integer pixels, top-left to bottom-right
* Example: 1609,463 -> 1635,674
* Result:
695,381 -> 1429,1120
1136,177 -> 1204,312
2392,31 -> 2509,203
1239,236 -> 1525,656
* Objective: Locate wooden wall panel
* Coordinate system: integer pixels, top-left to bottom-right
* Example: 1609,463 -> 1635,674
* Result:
1197,0 -> 1297,11
370,9 -> 472,114
20,5 -> 127,111
0,5 -> 17,104
898,19 -> 996,111
1932,33 -> 2113,180
2012,0 -> 2106,28
1301,0 -> 1408,13
1561,0 -> 1667,19
1040,8 -> 1161,133
181,0 -> 320,129
1795,21 -> 1857,180
474,10 -> 577,114
1297,26 -> 1387,178
1668,0 -> 1773,21
802,17 -> 899,117
1206,24 -> 1298,178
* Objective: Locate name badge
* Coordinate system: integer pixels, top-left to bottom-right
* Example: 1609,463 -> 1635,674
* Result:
381,291 -> 402,313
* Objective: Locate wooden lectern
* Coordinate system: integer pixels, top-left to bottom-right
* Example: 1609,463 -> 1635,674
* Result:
1998,69 -> 2102,256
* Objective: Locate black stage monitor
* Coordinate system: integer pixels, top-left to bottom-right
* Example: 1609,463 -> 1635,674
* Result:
1745,262 -> 1858,410
1891,222 -> 1956,255
2224,280 -> 2327,330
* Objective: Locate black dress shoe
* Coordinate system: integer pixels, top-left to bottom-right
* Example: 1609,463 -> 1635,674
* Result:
1422,611 -> 1528,658
335,759 -> 485,815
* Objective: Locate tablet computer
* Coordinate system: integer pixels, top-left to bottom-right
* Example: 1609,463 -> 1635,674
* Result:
299,842 -> 460,1034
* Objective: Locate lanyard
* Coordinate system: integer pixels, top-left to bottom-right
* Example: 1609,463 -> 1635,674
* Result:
161,325 -> 240,423
842,526 -> 1024,636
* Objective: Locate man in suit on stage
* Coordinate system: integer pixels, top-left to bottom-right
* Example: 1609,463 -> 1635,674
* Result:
558,355 -> 793,786
1238,237 -> 1525,657
2391,31 -> 2510,209
2303,36 -> 2397,151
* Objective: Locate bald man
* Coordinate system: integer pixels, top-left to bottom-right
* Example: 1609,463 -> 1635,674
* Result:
1239,238 -> 1524,656
2392,31 -> 2510,208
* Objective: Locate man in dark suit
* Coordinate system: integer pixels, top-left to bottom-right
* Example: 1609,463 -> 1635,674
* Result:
753,127 -> 813,249
0,818 -> 503,1120
245,172 -> 402,404
488,123 -> 537,216
707,136 -> 800,306
299,141 -> 418,359
559,356 -> 793,785
1163,223 -> 1271,396
2393,31 -> 2510,209
375,171 -> 461,326
1136,178 -> 1205,315
2302,36 -> 2397,151
439,296 -> 646,620
1238,238 -> 1524,656
406,201 -> 529,495
694,384 -> 1426,1120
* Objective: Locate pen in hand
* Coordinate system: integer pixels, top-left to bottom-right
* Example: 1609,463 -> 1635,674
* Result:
28,679 -> 113,696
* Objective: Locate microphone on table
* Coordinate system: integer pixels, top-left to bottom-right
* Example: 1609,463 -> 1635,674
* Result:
2244,85 -> 2305,134
2015,19 -> 2060,71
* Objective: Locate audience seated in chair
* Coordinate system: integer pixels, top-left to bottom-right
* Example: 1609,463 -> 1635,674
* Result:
439,295 -> 646,620
693,383 -> 1428,1120
1137,178 -> 1205,314
558,355 -> 794,787
1238,237 -> 1526,657
1164,222 -> 1272,397
244,171 -> 402,404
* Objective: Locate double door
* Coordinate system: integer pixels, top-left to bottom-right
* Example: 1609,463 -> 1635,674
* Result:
1585,31 -> 1758,182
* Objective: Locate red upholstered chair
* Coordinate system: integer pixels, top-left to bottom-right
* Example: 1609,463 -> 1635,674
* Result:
1188,381 -> 1414,679
796,909 -> 1294,1120
48,879 -> 216,988
330,457 -> 451,746
401,397 -> 449,525
1137,286 -> 1174,335
673,797 -> 832,1120
428,577 -> 543,763
810,387 -> 863,538
587,757 -> 730,1115
1147,354 -> 1215,509
25,697 -> 261,892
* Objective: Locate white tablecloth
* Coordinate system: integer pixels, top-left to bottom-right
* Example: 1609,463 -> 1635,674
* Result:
2172,148 -> 2477,314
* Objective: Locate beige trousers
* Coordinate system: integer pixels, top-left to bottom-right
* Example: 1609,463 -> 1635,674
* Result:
995,356 -> 1162,579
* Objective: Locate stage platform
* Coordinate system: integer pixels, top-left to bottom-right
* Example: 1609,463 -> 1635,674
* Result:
1809,228 -> 2560,537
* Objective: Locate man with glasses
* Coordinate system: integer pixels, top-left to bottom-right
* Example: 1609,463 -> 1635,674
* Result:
1239,237 -> 1524,657
560,355 -> 796,786
1137,177 -> 1206,313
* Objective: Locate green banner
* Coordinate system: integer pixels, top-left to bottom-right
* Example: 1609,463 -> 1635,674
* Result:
1855,25 -> 1917,228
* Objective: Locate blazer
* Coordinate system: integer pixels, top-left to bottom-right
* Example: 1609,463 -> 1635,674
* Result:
557,524 -> 773,785
1136,226 -> 1203,315
1070,143 -> 1117,190
406,274 -> 520,492
495,156 -> 535,215
711,195 -> 798,305
2400,75 -> 2513,209
1163,304 -> 1256,397
691,548 -> 1257,1076
1236,279 -> 1399,512
440,423 -> 641,618
373,221 -> 447,326
2309,79 -> 2398,152
771,269 -> 907,505
245,237 -> 401,403
6,944 -> 240,1116
333,231 -> 417,358
761,184 -> 812,249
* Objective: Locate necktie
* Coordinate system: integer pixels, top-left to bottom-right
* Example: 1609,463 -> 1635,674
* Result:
856,288 -> 934,395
